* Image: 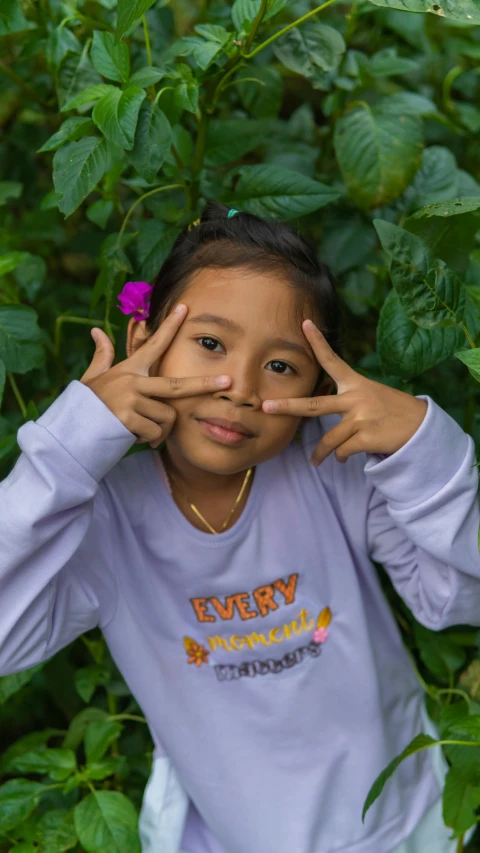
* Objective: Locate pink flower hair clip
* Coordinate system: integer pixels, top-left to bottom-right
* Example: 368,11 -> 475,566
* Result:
117,281 -> 153,322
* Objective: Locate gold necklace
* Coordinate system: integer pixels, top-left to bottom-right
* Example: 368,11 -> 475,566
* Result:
162,451 -> 253,535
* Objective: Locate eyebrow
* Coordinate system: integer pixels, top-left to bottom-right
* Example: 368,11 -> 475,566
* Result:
185,313 -> 315,363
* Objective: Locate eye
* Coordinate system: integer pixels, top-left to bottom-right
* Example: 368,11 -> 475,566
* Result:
197,336 -> 223,352
267,360 -> 295,375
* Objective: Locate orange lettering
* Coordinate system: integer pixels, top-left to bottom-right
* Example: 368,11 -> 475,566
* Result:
191,598 -> 215,623
252,584 -> 278,617
273,573 -> 298,606
234,593 -> 258,621
210,595 -> 236,621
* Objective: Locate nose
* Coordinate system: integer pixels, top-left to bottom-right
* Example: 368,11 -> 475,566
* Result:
212,361 -> 262,409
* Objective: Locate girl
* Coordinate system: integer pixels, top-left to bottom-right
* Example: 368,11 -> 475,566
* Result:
1,202 -> 479,853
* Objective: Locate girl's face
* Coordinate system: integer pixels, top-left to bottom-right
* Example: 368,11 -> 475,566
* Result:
127,266 -> 333,475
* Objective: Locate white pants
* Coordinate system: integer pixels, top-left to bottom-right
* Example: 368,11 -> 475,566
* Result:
139,703 -> 474,853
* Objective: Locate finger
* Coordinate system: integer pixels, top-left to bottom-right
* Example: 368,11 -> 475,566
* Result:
134,397 -> 176,428
128,413 -> 165,444
80,328 -> 115,384
128,303 -> 188,376
136,373 -> 231,399
310,420 -> 357,466
302,320 -> 356,389
262,393 -> 350,417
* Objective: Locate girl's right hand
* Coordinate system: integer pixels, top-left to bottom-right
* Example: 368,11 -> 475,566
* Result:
80,303 -> 231,449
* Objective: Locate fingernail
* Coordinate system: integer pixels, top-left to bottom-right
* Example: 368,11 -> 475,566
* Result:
264,401 -> 277,412
216,375 -> 230,385
175,303 -> 186,313
310,456 -> 320,466
304,319 -> 316,331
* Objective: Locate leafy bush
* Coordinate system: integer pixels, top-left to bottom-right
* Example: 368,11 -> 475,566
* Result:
1,0 -> 480,850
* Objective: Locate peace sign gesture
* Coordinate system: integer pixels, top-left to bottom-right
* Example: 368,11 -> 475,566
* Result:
262,320 -> 428,467
80,304 -> 231,448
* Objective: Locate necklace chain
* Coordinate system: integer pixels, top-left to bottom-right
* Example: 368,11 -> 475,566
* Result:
162,451 -> 253,534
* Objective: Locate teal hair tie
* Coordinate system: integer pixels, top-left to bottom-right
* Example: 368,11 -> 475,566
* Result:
227,208 -> 239,218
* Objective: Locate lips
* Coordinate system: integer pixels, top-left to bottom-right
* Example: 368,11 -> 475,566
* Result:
196,417 -> 254,437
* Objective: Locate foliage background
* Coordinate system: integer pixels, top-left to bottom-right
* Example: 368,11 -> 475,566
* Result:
1,0 -> 480,850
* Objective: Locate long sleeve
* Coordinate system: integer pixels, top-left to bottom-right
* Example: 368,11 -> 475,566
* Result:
0,380 -> 136,675
364,393 -> 480,629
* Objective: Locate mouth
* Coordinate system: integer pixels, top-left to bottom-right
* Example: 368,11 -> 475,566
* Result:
195,417 -> 254,446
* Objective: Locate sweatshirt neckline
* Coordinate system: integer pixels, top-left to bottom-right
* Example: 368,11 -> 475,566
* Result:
145,449 -> 272,547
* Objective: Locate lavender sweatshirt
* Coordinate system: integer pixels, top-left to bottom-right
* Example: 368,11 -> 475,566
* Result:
1,379 -> 480,853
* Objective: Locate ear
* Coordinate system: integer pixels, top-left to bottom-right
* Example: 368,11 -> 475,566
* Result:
126,317 -> 149,359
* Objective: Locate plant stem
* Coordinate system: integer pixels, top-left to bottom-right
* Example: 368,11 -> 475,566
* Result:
117,184 -> 183,247
456,833 -> 464,853
436,688 -> 472,711
142,15 -> 153,66
54,315 -> 120,358
108,713 -> 148,724
0,60 -> 48,108
462,324 -> 476,349
244,0 -> 340,59
442,65 -> 463,112
244,0 -> 269,54
7,373 -> 27,418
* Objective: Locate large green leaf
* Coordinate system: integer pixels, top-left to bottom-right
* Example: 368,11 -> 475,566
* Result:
92,86 -> 145,150
38,117 -> 94,153
205,119 -> 272,167
367,0 -> 480,24
0,251 -> 31,276
404,195 -> 480,274
11,748 -> 77,781
0,0 -> 35,35
91,31 -> 130,83
0,664 -> 43,705
374,220 -> 466,328
84,720 -> 123,763
36,809 -> 78,853
45,27 -> 82,71
74,664 -> 111,703
236,67 -> 283,119
116,0 -> 157,39
403,146 -> 460,211
63,708 -> 109,750
0,780 -> 45,834
0,305 -> 45,373
223,164 -> 341,218
273,22 -> 346,78
363,734 -> 438,819
136,221 -> 182,280
0,729 -> 60,775
57,52 -> 102,111
74,791 -> 141,853
62,84 -> 117,113
130,103 -> 172,181
334,103 -> 423,208
53,137 -> 109,217
443,767 -> 480,836
232,0 -> 288,31
377,288 -> 466,378
455,348 -> 480,384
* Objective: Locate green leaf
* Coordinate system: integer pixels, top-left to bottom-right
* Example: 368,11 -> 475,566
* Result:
403,146 -> 459,211
11,749 -> 77,782
368,47 -> 419,76
0,780 -> 45,834
408,196 -> 480,218
0,359 -> 4,409
377,289 -> 466,378
0,306 -> 45,373
374,219 -> 467,329
36,809 -> 78,853
382,91 -> 438,116
128,66 -> 164,88
334,103 -> 423,208
14,254 -> 47,301
362,734 -> 438,820
116,0 -> 157,40
223,164 -> 341,218
45,27 -> 82,71
413,621 -> 467,682
38,117 -> 94,153
63,708 -> 109,750
53,137 -> 109,217
232,0 -> 287,31
136,221 -> 182,280
0,666 -> 43,705
62,84 -> 117,113
74,791 -> 141,853
74,664 -> 111,702
86,199 -> 114,229
92,86 -> 145,150
205,119 -> 271,167
91,31 -> 130,83
367,0 -> 480,24
194,24 -> 231,43
130,103 -> 172,181
0,730 -> 60,775
0,251 -> 31,276
443,767 -> 480,835
0,181 -> 22,204
455,348 -> 480,383
84,720 -> 123,763
273,22 -> 346,77
57,52 -> 102,112
236,67 -> 283,119
85,756 -> 127,781
0,0 -> 36,35
404,195 -> 480,274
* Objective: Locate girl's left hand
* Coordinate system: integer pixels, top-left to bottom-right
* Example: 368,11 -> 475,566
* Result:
262,319 -> 428,467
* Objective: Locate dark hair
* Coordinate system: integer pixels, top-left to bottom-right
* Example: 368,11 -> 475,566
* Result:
145,202 -> 346,389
